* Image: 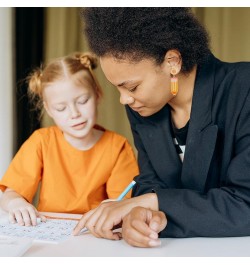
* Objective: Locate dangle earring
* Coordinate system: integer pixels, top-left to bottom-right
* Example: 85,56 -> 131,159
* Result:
170,68 -> 178,96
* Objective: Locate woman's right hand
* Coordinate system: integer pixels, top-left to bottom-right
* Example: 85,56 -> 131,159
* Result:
73,193 -> 159,240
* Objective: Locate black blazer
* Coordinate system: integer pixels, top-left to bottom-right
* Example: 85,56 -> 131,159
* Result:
127,53 -> 250,237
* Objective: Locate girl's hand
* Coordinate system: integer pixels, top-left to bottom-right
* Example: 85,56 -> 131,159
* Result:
0,188 -> 46,226
8,197 -> 46,226
122,206 -> 167,248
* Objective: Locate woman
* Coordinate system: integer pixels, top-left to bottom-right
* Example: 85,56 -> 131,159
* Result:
73,7 -> 250,248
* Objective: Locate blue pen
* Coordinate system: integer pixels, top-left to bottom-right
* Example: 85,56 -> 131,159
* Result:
116,180 -> 136,201
78,180 -> 136,234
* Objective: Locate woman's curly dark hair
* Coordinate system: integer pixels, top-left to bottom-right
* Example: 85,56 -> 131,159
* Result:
81,7 -> 210,73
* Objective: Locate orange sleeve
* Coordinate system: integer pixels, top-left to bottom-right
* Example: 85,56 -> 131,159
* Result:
0,130 -> 43,202
106,138 -> 139,199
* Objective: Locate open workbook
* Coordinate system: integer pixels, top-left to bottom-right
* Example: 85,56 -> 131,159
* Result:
0,209 -> 82,256
0,218 -> 78,244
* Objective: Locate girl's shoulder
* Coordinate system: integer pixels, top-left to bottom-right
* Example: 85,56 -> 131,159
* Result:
102,129 -> 127,142
32,125 -> 58,136
94,125 -> 129,146
29,126 -> 60,143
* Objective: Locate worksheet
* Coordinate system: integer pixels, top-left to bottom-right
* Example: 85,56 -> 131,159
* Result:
0,219 -> 78,243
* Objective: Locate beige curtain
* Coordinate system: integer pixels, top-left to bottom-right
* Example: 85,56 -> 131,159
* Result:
43,7 -> 133,148
193,7 -> 250,61
43,7 -> 250,151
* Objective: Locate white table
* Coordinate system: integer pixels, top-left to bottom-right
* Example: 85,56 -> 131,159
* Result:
0,208 -> 250,257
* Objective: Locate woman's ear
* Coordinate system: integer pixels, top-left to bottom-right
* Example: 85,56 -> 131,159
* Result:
164,49 -> 182,75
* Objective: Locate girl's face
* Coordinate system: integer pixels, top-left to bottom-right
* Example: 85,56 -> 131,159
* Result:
43,78 -> 97,144
100,55 -> 174,117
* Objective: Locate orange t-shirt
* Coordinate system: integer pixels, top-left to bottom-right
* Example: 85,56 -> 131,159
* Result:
0,126 -> 139,214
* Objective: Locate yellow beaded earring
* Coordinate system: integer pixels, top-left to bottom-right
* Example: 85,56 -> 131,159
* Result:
170,68 -> 178,96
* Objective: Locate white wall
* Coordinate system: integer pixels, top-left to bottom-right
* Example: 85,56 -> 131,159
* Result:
0,7 -> 14,180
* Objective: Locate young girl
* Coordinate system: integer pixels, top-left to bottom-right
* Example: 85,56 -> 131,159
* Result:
0,52 -> 139,227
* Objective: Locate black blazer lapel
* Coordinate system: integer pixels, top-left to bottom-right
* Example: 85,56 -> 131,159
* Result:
182,125 -> 218,191
136,106 -> 182,188
181,54 -> 218,192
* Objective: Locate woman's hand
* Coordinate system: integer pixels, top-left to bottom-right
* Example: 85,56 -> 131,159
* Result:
0,188 -> 46,226
73,193 -> 159,240
122,206 -> 167,248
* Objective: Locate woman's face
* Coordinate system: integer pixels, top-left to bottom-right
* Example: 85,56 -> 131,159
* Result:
100,55 -> 174,117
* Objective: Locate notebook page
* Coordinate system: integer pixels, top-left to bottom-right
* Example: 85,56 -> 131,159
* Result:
0,219 -> 78,244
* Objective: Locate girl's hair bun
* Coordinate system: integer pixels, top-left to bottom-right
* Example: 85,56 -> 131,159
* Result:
75,52 -> 98,70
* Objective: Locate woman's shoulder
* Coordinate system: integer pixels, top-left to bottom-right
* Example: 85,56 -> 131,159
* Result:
233,61 -> 250,78
226,61 -> 250,93
217,56 -> 250,76
213,56 -> 250,96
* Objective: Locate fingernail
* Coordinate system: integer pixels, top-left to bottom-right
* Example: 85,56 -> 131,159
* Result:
149,233 -> 158,239
148,240 -> 161,247
150,222 -> 158,231
80,227 -> 88,233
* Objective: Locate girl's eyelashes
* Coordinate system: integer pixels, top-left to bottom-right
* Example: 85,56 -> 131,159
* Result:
53,97 -> 89,111
77,98 -> 89,104
55,106 -> 66,112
